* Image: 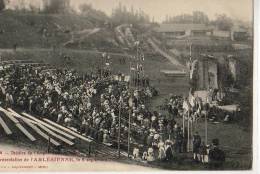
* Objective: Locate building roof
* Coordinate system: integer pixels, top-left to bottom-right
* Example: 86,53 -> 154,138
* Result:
231,25 -> 248,33
154,24 -> 214,33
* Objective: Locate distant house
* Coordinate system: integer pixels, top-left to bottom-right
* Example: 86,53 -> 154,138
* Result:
231,27 -> 249,41
153,24 -> 214,39
212,30 -> 231,40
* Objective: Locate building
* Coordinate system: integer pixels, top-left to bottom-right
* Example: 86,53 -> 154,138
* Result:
153,24 -> 214,39
231,27 -> 249,41
212,30 -> 231,40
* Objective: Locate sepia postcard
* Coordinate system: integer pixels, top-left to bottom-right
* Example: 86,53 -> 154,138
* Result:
0,0 -> 257,172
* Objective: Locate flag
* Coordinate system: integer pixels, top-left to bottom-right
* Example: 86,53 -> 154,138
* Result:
134,41 -> 140,46
189,95 -> 196,108
141,54 -> 145,61
183,99 -> 191,112
130,67 -> 136,71
119,96 -> 124,104
128,97 -> 133,107
124,75 -> 130,82
102,52 -> 107,58
113,75 -> 119,81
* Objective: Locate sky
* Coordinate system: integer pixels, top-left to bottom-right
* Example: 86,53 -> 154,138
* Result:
7,0 -> 253,22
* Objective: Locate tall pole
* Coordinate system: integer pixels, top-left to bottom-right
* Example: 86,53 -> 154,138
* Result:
117,101 -> 121,158
205,111 -> 208,145
189,43 -> 192,62
128,108 -> 131,158
187,111 -> 190,152
100,54 -> 103,79
130,61 -> 132,87
128,57 -> 133,158
136,41 -> 139,90
191,114 -> 193,151
187,42 -> 192,152
182,113 -> 185,136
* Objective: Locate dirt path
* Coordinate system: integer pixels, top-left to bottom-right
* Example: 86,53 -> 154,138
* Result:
147,38 -> 187,70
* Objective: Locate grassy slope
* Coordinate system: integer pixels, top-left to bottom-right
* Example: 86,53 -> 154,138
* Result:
0,11 -> 115,49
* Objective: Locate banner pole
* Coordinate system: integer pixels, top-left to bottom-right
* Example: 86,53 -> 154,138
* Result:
117,102 -> 121,158
187,111 -> 190,152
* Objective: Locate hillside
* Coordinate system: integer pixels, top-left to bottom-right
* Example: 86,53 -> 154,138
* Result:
0,10 -> 154,54
0,11 -> 108,50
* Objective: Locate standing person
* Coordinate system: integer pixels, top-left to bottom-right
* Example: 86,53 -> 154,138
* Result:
147,147 -> 155,162
182,127 -> 188,153
176,131 -> 183,153
133,146 -> 140,159
209,139 -> 225,168
165,140 -> 173,162
193,132 -> 201,162
158,139 -> 166,160
199,142 -> 208,163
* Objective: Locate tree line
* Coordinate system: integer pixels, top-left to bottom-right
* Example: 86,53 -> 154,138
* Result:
0,0 -> 234,30
111,2 -> 150,24
163,11 -> 234,31
0,0 -> 150,25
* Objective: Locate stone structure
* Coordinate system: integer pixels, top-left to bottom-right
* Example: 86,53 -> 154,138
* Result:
191,55 -> 218,90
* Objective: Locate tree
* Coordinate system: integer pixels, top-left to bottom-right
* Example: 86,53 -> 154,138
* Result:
43,0 -> 70,14
212,14 -> 233,31
79,3 -> 108,24
192,11 -> 209,24
0,0 -> 5,11
79,3 -> 92,15
111,3 -> 150,24
163,11 -> 209,24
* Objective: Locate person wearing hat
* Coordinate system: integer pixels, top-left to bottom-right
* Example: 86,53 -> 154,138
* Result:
176,131 -> 183,153
142,151 -> 148,161
208,138 -> 225,168
199,141 -> 208,163
158,139 -> 166,160
133,147 -> 140,160
193,132 -> 201,162
165,140 -> 173,161
152,132 -> 160,159
97,128 -> 104,143
147,147 -> 155,162
147,131 -> 154,147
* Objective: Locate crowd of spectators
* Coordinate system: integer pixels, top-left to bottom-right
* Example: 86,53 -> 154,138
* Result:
0,62 -> 225,167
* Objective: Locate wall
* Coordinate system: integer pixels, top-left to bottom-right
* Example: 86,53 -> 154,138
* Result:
195,58 -> 218,90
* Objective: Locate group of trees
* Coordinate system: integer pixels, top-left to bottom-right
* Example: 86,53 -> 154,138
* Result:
163,11 -> 234,31
79,3 -> 108,22
0,0 -> 72,13
1,0 -> 235,31
164,11 -> 210,24
211,14 -> 234,31
111,3 -> 150,24
42,0 -> 71,14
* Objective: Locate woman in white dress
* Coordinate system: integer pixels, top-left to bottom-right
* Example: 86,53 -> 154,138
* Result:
158,139 -> 166,160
